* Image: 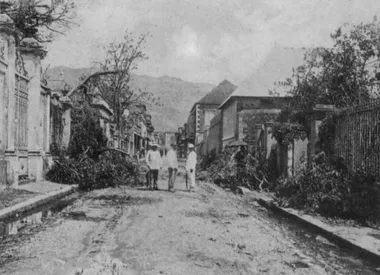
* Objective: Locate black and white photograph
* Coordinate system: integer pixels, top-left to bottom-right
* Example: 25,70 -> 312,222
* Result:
1,0 -> 380,274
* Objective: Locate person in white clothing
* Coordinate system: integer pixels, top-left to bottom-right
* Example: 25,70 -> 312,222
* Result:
186,143 -> 197,192
145,143 -> 162,190
167,143 -> 178,192
144,145 -> 152,188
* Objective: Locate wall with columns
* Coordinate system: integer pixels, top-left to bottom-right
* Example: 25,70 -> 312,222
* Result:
0,13 -> 52,188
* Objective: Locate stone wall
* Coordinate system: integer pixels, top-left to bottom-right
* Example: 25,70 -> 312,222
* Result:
0,14 -> 51,188
238,109 -> 280,147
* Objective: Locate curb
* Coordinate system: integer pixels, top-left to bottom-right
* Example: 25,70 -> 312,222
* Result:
257,197 -> 380,264
0,185 -> 78,223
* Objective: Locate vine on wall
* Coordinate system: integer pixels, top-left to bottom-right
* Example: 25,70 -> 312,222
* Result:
271,122 -> 308,146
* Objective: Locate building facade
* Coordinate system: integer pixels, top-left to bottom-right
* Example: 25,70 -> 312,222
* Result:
219,96 -> 289,151
186,80 -> 237,157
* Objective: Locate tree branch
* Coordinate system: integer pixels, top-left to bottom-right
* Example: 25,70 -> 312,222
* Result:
66,70 -> 123,97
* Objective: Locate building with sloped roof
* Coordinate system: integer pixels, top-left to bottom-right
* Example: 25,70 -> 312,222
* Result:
186,79 -> 237,148
219,46 -> 306,151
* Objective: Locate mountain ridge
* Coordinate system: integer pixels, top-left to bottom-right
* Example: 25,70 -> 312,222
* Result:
46,66 -> 215,132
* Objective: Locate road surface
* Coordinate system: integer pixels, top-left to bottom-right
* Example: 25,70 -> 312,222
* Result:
0,162 -> 378,274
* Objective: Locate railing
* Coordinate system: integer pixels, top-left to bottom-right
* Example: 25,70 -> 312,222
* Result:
334,99 -> 380,176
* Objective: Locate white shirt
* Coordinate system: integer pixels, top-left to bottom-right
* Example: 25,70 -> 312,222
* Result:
167,149 -> 178,169
146,150 -> 162,170
186,150 -> 197,171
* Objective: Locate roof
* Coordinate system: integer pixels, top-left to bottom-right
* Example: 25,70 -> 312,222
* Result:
219,46 -> 306,109
197,79 -> 237,105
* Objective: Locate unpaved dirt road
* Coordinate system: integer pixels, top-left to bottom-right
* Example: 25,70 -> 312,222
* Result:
0,168 -> 379,274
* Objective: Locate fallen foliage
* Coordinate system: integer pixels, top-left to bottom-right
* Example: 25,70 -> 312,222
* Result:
276,152 -> 380,225
204,148 -> 277,191
46,150 -> 141,191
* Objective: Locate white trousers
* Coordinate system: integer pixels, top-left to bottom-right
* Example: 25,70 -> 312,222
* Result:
187,171 -> 196,188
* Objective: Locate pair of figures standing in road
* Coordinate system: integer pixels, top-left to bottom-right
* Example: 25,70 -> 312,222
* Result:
145,143 -> 197,192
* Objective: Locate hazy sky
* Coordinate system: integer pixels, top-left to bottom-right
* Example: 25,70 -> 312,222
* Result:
43,0 -> 380,85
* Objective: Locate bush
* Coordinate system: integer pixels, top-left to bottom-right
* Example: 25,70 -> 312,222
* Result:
46,102 -> 143,191
198,149 -> 217,171
276,152 -> 380,224
207,148 -> 237,186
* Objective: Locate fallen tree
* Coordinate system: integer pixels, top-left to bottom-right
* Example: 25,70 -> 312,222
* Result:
203,148 -> 277,192
46,103 -> 142,190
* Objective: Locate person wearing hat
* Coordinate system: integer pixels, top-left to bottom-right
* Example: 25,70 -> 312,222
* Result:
144,144 -> 153,189
167,143 -> 179,192
185,143 -> 197,192
145,143 -> 162,190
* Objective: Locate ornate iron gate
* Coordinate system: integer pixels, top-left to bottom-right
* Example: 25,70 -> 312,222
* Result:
15,74 -> 29,177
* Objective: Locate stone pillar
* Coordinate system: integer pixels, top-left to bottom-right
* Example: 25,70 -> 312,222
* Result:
19,37 -> 46,181
45,94 -> 51,152
0,12 -> 19,188
0,68 -> 5,188
0,14 -> 11,188
287,142 -> 294,177
254,124 -> 262,156
254,124 -> 262,140
276,144 -> 282,175
264,122 -> 275,159
60,97 -> 72,151
0,28 -> 7,188
42,91 -> 52,177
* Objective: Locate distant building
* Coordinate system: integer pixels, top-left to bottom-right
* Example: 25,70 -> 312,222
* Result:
119,102 -> 154,157
217,46 -> 305,154
163,132 -> 176,148
186,80 -> 237,156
